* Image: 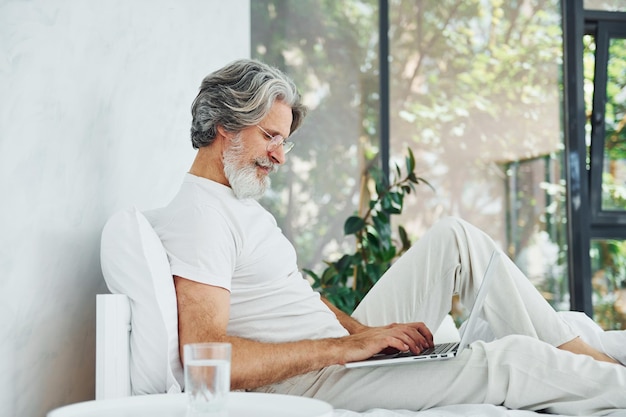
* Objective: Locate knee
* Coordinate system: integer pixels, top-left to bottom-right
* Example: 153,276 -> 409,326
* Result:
414,216 -> 469,251
409,216 -> 482,259
429,216 -> 467,235
435,216 -> 464,227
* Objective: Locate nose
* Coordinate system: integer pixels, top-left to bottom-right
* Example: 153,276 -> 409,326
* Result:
268,145 -> 286,165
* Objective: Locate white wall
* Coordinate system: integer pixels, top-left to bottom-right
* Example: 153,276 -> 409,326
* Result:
0,1 -> 250,415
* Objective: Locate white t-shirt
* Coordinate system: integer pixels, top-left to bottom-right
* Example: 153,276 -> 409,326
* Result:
145,173 -> 349,343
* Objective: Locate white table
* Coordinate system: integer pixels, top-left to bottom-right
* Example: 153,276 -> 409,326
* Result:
47,392 -> 333,417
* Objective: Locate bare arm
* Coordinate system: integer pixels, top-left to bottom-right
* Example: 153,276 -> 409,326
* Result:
175,276 -> 434,390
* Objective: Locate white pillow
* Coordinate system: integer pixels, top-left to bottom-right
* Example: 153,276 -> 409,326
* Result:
100,207 -> 183,394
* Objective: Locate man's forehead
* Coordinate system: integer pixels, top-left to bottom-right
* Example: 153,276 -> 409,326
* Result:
261,101 -> 293,138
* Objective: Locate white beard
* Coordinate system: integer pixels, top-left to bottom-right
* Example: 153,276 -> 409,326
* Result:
223,135 -> 275,200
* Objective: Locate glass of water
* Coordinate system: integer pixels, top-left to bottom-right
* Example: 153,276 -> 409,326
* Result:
184,343 -> 231,416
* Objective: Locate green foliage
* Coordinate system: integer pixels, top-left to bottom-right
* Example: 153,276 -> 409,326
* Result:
604,38 -> 626,161
591,239 -> 626,330
602,172 -> 626,211
584,34 -> 626,330
304,148 -> 432,314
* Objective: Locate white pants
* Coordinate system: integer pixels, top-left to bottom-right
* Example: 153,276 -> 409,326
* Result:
258,217 -> 626,415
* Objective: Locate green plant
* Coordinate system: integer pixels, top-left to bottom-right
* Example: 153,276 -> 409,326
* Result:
305,148 -> 432,314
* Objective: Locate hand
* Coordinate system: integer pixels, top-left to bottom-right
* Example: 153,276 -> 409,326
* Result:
338,322 -> 434,364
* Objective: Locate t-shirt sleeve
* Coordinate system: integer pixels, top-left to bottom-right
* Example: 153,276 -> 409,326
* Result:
163,204 -> 237,291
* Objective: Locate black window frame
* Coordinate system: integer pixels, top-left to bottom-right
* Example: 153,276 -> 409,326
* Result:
563,0 -> 626,315
589,20 -> 626,230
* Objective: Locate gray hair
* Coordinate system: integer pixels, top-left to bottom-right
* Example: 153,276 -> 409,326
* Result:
190,59 -> 308,149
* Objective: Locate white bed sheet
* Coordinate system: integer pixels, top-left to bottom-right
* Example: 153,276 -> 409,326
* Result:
334,405 -> 546,417
334,406 -> 626,417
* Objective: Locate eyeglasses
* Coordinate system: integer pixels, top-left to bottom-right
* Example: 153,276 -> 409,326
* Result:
256,125 -> 295,154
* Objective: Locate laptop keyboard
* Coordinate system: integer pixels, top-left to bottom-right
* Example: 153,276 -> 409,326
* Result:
384,342 -> 459,359
419,342 -> 459,356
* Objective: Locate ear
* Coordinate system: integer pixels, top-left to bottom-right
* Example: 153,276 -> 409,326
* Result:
216,125 -> 231,140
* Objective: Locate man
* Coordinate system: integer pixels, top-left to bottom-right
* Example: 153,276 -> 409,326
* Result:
146,59 -> 626,414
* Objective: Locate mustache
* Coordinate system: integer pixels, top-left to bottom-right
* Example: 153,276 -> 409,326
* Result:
255,157 -> 277,173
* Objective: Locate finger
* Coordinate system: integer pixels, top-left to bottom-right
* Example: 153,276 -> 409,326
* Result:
412,332 -> 430,352
387,327 -> 423,352
416,323 -> 434,347
385,334 -> 411,353
384,324 -> 432,352
406,322 -> 434,348
406,329 -> 432,353
394,328 -> 427,354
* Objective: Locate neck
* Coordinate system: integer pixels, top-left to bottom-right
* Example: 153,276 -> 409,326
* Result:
189,146 -> 229,186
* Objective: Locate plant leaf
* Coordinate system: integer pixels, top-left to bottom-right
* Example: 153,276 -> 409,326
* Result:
405,147 -> 416,173
398,225 -> 411,252
344,216 -> 366,235
334,254 -> 353,271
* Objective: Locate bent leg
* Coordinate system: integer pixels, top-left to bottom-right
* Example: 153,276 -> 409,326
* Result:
352,217 -> 575,347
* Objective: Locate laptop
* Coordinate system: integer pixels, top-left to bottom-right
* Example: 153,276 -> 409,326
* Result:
344,251 -> 500,368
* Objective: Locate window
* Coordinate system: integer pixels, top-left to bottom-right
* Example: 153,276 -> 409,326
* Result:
252,1 -> 626,323
564,0 -> 626,328
583,20 -> 626,329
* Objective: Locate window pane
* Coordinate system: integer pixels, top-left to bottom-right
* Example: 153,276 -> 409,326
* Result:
252,1 -> 570,312
591,239 -> 626,329
585,30 -> 626,328
388,1 -> 569,309
584,0 -> 626,12
601,36 -> 626,211
506,157 -> 569,310
251,1 -> 379,271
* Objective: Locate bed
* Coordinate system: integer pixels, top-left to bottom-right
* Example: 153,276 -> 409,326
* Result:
95,294 -> 519,417
97,208 -> 626,417
95,293 -> 625,417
